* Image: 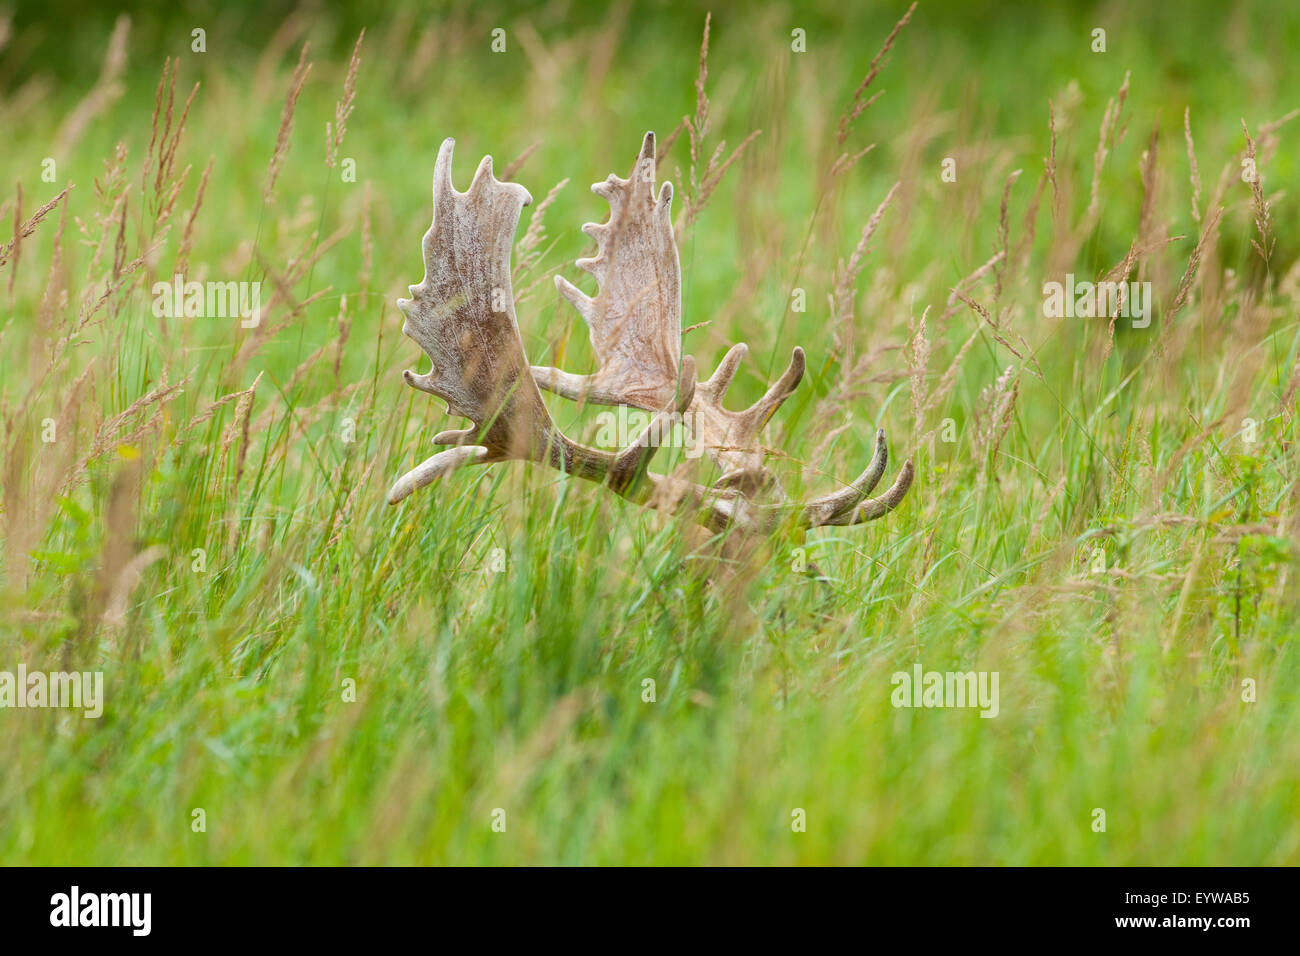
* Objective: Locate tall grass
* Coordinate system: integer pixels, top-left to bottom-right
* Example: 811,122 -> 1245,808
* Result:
0,0 -> 1297,864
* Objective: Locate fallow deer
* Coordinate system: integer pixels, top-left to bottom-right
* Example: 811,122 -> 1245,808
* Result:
389,132 -> 912,538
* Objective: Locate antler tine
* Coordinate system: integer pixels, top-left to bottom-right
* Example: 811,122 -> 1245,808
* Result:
387,445 -> 490,505
686,435 -> 913,533
687,345 -> 806,480
696,343 -> 747,401
732,346 -> 805,434
799,427 -> 891,526
823,457 -> 915,526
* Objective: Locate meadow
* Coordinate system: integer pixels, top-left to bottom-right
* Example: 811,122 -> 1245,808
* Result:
0,0 -> 1297,864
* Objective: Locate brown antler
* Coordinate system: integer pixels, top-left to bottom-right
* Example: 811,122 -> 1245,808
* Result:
389,138 -> 693,506
531,131 -> 684,411
528,132 -> 913,527
389,134 -> 913,535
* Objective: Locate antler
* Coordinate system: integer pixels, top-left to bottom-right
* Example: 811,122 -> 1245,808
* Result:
389,134 -> 914,535
531,131 -> 684,411
389,138 -> 694,506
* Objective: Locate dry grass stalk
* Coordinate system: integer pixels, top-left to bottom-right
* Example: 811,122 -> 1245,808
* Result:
174,386 -> 254,443
994,169 -> 1023,299
516,178 -> 568,274
59,377 -> 185,497
973,364 -> 1020,484
676,14 -> 761,236
233,373 -> 262,490
77,230 -> 169,333
501,140 -> 542,182
655,119 -> 686,174
265,43 -> 313,203
1241,120 -> 1275,271
215,372 -> 264,498
6,181 -> 20,301
81,144 -> 128,269
513,178 -> 569,307
0,185 -> 71,269
830,143 -> 877,179
906,306 -> 933,431
953,290 -> 1024,365
1137,120 -> 1160,245
1168,205 -> 1225,322
35,189 -> 72,338
835,2 -> 916,145
1029,474 -> 1068,544
940,250 -> 1005,323
1085,71 -> 1131,225
923,326 -> 982,422
141,58 -> 199,228
830,181 -> 900,356
326,460 -> 377,550
327,30 -> 365,168
335,294 -> 352,379
175,157 -> 213,277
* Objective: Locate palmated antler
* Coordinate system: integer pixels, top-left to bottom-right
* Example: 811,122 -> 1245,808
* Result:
531,131 -> 684,411
530,132 -> 913,525
389,138 -> 693,506
389,134 -> 914,535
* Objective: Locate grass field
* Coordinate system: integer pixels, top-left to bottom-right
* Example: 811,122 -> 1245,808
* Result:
1,0 -> 1298,864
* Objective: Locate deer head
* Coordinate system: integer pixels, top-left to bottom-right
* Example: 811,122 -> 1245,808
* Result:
390,132 -> 913,536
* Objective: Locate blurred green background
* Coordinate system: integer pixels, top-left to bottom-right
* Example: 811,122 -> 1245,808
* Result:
1,0 -> 1297,864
